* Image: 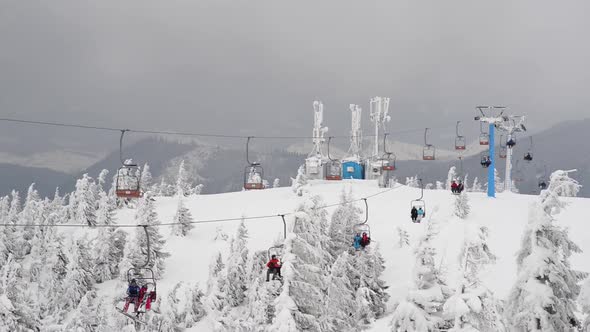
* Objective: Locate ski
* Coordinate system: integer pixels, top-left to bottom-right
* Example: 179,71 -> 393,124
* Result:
116,308 -> 147,325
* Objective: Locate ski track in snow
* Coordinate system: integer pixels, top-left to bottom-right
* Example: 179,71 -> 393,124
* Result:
105,180 -> 590,331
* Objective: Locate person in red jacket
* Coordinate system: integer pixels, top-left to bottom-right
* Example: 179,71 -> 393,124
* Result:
451,181 -> 459,194
266,255 -> 282,282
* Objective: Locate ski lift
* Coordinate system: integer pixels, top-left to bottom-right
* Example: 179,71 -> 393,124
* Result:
268,244 -> 285,262
116,130 -> 142,198
353,199 -> 371,246
506,131 -> 516,149
118,226 -> 157,326
479,123 -> 489,146
381,133 -> 396,171
422,128 -> 436,160
325,137 -> 342,180
455,121 -> 466,150
524,136 -> 533,161
498,135 -> 507,159
480,151 -> 492,168
244,137 -> 264,190
410,179 -> 426,223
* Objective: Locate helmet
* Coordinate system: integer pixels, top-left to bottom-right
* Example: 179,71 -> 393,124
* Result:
130,279 -> 137,284
271,255 -> 277,259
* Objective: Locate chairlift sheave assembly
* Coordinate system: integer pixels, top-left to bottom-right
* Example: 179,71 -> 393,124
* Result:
244,137 -> 264,190
116,130 -> 142,199
422,128 -> 436,161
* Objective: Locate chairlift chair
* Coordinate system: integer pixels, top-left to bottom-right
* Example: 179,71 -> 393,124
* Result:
325,137 -> 342,180
455,121 -> 466,150
381,134 -> 396,171
479,123 -> 489,145
244,137 -> 264,190
115,130 -> 142,198
422,128 -> 436,160
410,179 -> 426,222
267,245 -> 285,261
353,199 -> 371,246
524,136 -> 533,161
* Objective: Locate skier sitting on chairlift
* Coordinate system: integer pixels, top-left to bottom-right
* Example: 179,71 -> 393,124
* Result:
353,233 -> 362,250
360,232 -> 370,248
524,152 -> 532,161
411,206 -> 418,222
458,182 -> 464,193
481,156 -> 491,168
123,279 -> 141,313
451,181 -> 459,194
266,255 -> 282,282
506,139 -> 516,148
417,207 -> 425,221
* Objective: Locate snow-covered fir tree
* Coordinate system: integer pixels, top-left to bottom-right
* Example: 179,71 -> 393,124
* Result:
391,219 -> 452,331
222,220 -> 250,307
328,188 -> 362,257
454,191 -> 471,219
0,254 -> 40,330
163,282 -> 206,329
494,168 -> 503,193
176,160 -> 191,197
206,252 -> 227,312
506,170 -> 586,331
65,290 -> 100,331
140,163 -> 153,192
72,174 -> 97,226
93,227 -> 127,283
321,252 -> 357,331
436,181 -> 445,190
397,226 -> 410,248
134,192 -> 169,277
406,176 -> 420,188
273,178 -> 280,188
60,237 -> 95,312
352,243 -> 389,327
292,165 -> 309,196
443,224 -> 505,331
578,278 -> 590,331
471,177 -> 483,193
170,197 -> 194,237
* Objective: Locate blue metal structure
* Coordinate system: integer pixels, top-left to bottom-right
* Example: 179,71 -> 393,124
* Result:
487,123 -> 495,198
342,161 -> 364,179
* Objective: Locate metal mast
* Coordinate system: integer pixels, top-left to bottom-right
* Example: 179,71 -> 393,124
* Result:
348,104 -> 363,160
308,101 -> 328,158
501,116 -> 526,192
369,97 -> 390,159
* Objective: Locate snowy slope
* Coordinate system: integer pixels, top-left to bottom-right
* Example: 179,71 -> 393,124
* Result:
107,180 -> 590,331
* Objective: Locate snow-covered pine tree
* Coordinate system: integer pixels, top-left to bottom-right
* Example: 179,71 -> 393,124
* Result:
170,197 -> 194,237
328,188 -> 362,257
391,219 -> 452,331
321,252 -> 357,331
60,237 -> 95,312
494,169 -> 503,193
4,191 -> 23,258
578,278 -> 590,331
425,183 -> 434,190
446,166 -> 457,190
73,174 -> 97,226
134,192 -> 169,278
443,224 -> 504,331
206,252 -> 227,312
164,282 -> 206,328
352,243 -> 389,327
454,191 -> 471,219
283,196 -> 333,331
140,163 -> 153,192
243,250 -> 280,327
273,178 -> 280,188
222,219 -> 249,307
292,165 -> 309,196
96,187 -> 116,226
406,176 -> 419,188
176,160 -> 190,197
93,227 -> 127,283
471,177 -> 483,193
0,254 -> 39,330
436,181 -> 445,190
506,170 -> 586,331
397,227 -> 410,248
65,290 -> 100,331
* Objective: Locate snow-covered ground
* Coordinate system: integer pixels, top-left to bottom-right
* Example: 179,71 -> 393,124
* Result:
108,179 -> 589,331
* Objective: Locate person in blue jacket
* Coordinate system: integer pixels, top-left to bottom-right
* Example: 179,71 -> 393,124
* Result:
417,207 -> 425,221
353,233 -> 362,250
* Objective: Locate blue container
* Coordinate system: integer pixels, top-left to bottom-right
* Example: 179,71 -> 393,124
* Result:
342,161 -> 365,179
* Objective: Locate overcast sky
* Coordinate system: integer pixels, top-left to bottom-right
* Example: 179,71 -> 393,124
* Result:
1,0 -> 589,147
